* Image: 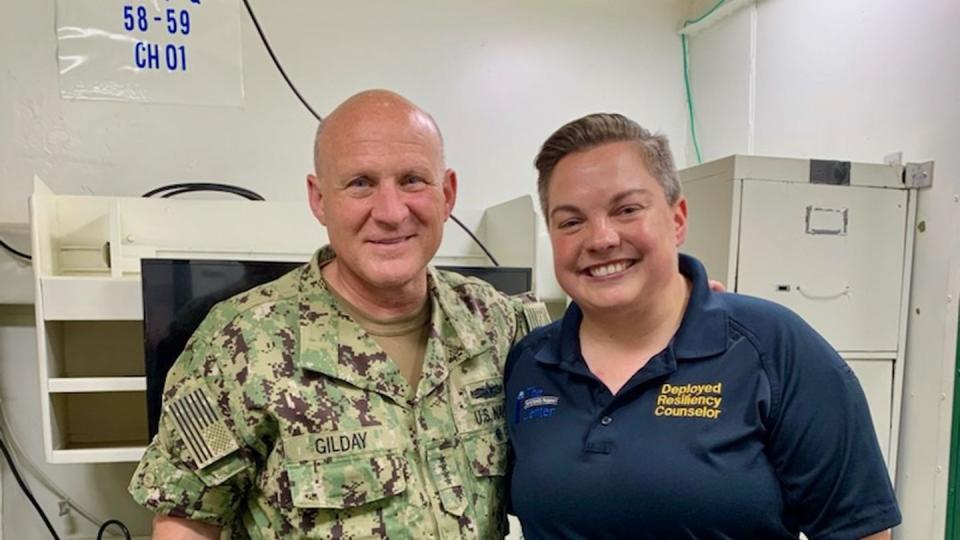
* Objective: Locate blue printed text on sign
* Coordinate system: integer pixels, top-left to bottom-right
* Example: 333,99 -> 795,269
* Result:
123,3 -> 193,72
134,43 -> 187,71
165,8 -> 191,35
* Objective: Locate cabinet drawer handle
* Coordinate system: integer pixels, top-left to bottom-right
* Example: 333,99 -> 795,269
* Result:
796,285 -> 850,300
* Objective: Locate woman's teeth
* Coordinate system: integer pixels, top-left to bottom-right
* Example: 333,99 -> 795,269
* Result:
588,261 -> 631,277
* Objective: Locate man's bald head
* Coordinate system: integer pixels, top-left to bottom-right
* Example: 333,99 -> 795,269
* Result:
304,89 -> 458,309
312,90 -> 445,174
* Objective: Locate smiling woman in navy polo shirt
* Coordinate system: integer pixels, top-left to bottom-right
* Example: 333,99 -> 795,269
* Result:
505,113 -> 901,540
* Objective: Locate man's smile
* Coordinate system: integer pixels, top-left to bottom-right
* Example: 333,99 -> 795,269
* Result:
368,234 -> 417,245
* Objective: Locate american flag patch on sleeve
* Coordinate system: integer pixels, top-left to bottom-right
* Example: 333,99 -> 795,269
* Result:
167,387 -> 240,469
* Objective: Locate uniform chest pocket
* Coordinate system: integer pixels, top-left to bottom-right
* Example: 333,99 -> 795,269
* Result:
285,451 -> 408,509
425,429 -> 509,539
426,428 -> 508,518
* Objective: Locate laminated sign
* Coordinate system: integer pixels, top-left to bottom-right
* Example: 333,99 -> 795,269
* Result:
56,0 -> 244,105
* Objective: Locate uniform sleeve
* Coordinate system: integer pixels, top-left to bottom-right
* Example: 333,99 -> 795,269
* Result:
128,308 -> 257,526
762,312 -> 901,539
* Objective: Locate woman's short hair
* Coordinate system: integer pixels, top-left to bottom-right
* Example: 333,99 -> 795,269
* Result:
534,113 -> 681,222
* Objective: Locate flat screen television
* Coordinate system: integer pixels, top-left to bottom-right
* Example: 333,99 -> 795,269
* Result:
141,258 -> 532,437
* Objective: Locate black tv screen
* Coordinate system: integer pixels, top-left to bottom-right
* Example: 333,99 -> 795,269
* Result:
141,259 -> 532,437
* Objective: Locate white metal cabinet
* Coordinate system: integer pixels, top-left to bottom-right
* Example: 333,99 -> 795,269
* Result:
847,358 -> 894,464
681,155 -> 917,476
737,180 -> 907,352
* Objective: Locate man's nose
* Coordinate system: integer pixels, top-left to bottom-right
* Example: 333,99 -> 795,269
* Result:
370,182 -> 410,225
585,218 -> 619,251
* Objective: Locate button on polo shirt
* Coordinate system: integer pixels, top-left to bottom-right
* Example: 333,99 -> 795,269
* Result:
505,254 -> 900,540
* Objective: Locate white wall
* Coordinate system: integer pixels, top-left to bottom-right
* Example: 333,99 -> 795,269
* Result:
0,1 -> 691,537
686,0 -> 960,538
1,0 -> 690,224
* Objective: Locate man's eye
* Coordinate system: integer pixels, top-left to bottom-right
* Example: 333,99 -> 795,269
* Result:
618,205 -> 642,216
346,177 -> 371,189
402,175 -> 427,188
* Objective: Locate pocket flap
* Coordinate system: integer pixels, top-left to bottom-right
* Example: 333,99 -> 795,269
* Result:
428,448 -> 468,516
197,454 -> 248,487
287,453 -> 407,509
437,485 -> 468,517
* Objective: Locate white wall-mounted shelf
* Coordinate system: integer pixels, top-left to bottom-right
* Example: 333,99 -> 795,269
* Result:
48,377 -> 146,393
30,178 -> 332,463
50,446 -> 146,465
40,277 -> 142,320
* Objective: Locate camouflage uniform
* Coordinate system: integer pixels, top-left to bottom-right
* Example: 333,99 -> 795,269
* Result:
129,246 -> 531,539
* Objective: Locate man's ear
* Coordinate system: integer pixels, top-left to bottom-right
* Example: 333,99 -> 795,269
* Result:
307,174 -> 326,225
442,168 -> 458,218
673,196 -> 688,246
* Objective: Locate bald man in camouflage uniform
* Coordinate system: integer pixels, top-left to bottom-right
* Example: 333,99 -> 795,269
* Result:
129,91 -> 548,539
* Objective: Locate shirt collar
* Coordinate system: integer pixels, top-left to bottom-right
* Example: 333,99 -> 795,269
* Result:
537,253 -> 728,366
426,266 -> 493,358
296,246 -> 409,401
672,253 -> 728,359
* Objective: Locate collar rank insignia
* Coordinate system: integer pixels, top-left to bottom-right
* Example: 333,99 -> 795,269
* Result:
167,387 -> 240,469
522,302 -> 552,330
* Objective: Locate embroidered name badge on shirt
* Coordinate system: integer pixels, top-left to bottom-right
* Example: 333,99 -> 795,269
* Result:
653,382 -> 724,420
515,387 -> 560,423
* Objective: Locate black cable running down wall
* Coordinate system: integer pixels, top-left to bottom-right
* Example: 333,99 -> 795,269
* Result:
0,436 -> 61,539
241,0 -> 322,122
0,238 -> 31,260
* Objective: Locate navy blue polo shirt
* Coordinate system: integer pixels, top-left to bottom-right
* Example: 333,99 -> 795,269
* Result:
505,254 -> 900,540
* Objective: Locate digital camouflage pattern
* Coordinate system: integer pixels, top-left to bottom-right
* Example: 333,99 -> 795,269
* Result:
129,246 -> 533,539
